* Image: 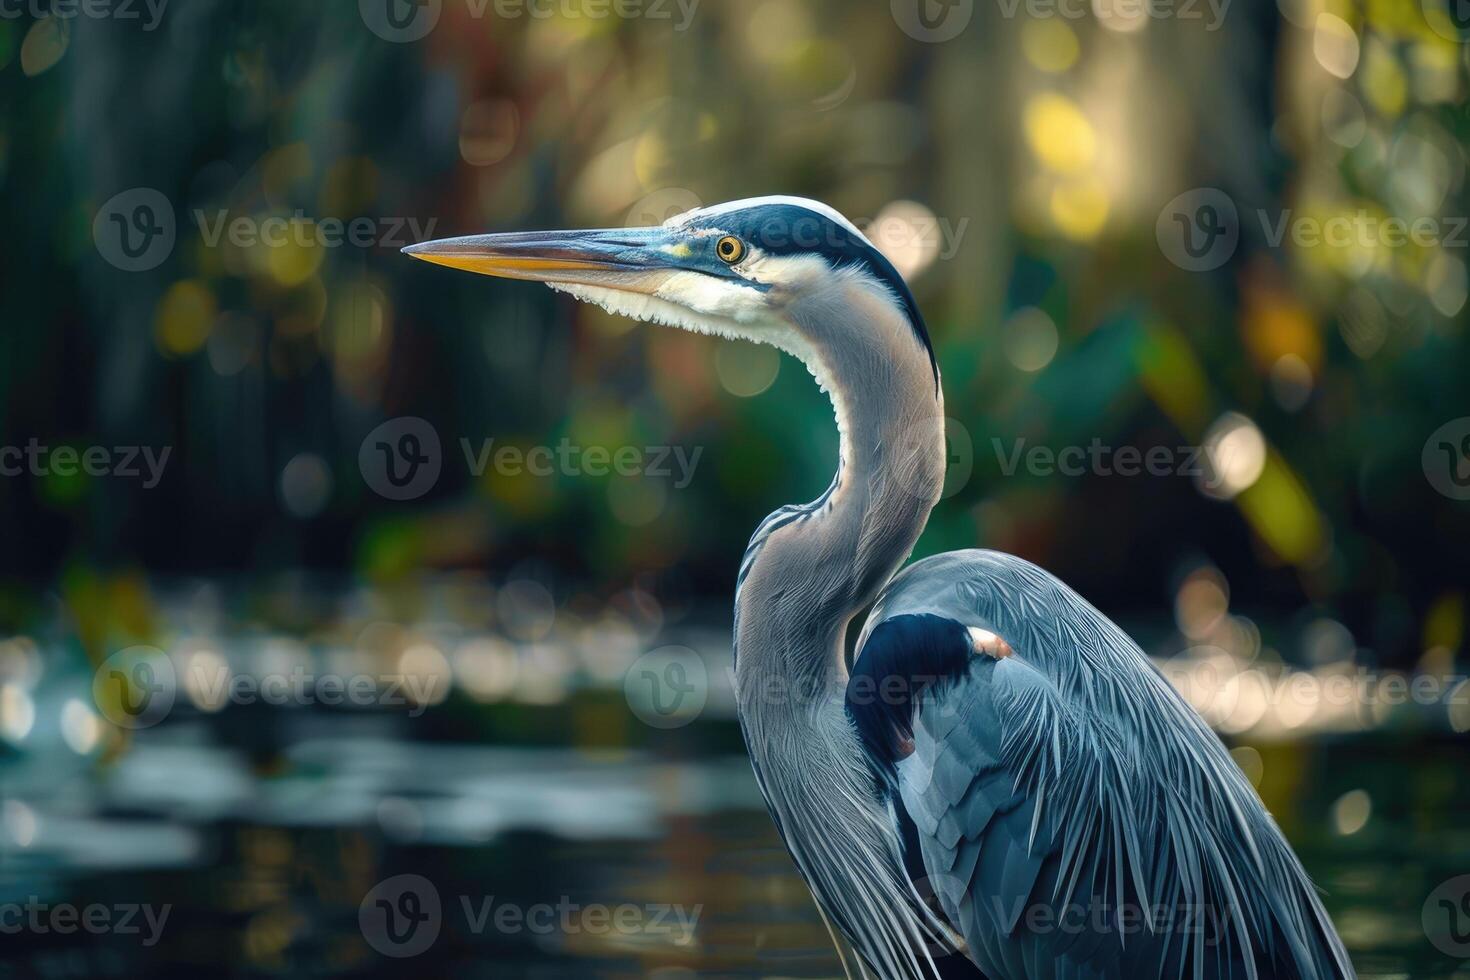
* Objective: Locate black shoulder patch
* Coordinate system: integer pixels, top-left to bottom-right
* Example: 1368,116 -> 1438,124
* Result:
687,203 -> 938,390
846,613 -> 972,775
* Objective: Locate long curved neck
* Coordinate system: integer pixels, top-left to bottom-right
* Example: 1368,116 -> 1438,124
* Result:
734,277 -> 946,706
730,274 -> 950,979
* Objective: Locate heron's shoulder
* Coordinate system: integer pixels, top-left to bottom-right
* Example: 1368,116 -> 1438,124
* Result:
885,549 -> 1060,597
863,549 -> 1087,646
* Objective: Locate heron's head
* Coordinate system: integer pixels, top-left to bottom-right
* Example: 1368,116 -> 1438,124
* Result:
404,196 -> 937,391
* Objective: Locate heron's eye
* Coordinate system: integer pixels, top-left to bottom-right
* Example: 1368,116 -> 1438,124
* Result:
715,236 -> 746,264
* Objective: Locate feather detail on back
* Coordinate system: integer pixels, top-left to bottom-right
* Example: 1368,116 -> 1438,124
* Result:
856,550 -> 1355,980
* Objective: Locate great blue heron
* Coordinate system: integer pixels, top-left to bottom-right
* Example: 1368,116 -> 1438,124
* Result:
405,197 -> 1355,980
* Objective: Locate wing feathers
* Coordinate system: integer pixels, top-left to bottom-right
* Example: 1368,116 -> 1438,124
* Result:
863,549 -> 1355,980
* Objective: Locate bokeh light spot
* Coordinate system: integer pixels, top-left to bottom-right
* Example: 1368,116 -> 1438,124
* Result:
715,340 -> 780,397
155,280 -> 218,356
1022,20 -> 1079,74
1313,14 -> 1360,79
1331,789 -> 1372,835
1002,307 -> 1060,373
280,453 -> 333,519
1023,93 -> 1097,176
1202,412 -> 1268,499
20,16 -> 67,77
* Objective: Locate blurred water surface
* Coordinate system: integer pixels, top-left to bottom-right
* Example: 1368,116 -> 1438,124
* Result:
3,632 -> 1468,978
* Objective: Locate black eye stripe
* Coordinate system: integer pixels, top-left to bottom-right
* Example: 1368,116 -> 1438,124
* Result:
687,204 -> 937,390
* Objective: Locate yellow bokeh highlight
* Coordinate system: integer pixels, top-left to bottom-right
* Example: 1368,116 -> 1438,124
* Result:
1358,39 -> 1407,117
476,439 -> 559,520
1424,593 -> 1464,653
154,280 -> 218,356
633,132 -> 674,189
1022,20 -> 1080,74
568,399 -> 634,451
325,280 -> 392,389
1364,0 -> 1442,38
1243,279 -> 1322,373
1049,177 -> 1110,241
1023,93 -> 1096,176
746,0 -> 814,65
1135,322 -> 1211,436
1235,451 -> 1326,565
266,228 -> 325,287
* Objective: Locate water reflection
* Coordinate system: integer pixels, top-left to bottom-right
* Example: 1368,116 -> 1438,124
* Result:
0,581 -> 1467,977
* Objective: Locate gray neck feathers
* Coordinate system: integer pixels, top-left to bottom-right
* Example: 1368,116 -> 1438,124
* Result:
732,269 -> 950,979
734,271 -> 946,687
